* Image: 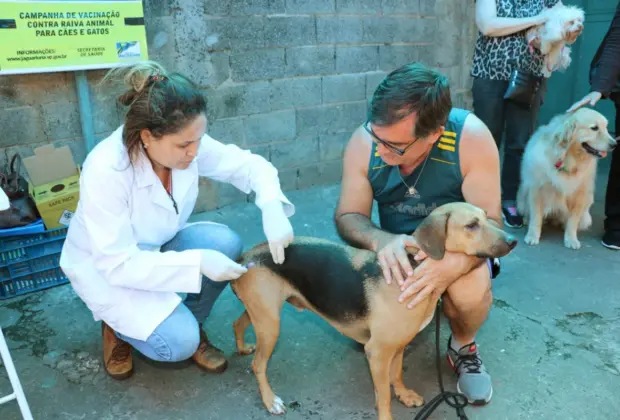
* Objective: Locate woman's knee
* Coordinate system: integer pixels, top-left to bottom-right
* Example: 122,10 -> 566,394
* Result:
149,305 -> 201,362
168,222 -> 244,260
168,328 -> 200,362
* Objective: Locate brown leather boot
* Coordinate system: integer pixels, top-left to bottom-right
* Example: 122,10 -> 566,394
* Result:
102,322 -> 133,380
192,328 -> 228,373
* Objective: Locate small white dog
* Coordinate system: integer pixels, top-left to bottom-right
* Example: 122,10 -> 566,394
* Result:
517,108 -> 617,250
526,2 -> 585,77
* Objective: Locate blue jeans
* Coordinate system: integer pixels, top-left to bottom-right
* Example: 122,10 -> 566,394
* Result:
116,222 -> 243,362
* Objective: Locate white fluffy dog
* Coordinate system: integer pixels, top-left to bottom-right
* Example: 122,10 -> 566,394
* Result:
526,2 -> 585,77
517,108 -> 617,250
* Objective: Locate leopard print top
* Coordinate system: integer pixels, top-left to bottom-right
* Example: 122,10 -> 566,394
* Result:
471,0 -> 560,80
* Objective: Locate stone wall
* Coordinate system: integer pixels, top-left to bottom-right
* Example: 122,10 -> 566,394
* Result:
0,0 -> 476,213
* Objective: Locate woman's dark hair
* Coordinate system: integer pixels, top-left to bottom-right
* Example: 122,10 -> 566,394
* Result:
368,62 -> 452,139
102,61 -> 207,164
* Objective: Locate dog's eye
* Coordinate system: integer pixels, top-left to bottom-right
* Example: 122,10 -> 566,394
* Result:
465,221 -> 479,230
591,125 -> 599,131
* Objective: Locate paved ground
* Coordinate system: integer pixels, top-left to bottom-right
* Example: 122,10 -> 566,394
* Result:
1,160 -> 619,420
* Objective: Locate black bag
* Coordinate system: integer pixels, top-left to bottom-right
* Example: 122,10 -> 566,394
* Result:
503,69 -> 543,109
0,154 -> 40,229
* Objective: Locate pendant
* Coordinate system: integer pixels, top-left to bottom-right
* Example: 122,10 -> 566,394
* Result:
405,187 -> 420,199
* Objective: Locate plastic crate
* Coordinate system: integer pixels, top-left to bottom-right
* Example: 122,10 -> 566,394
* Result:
0,218 -> 46,238
0,227 -> 68,266
0,227 -> 69,300
0,267 -> 68,300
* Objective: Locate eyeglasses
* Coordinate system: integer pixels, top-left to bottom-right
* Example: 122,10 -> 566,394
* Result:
363,120 -> 418,156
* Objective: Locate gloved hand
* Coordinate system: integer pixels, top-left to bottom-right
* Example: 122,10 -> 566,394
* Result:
200,250 -> 247,282
261,200 -> 294,264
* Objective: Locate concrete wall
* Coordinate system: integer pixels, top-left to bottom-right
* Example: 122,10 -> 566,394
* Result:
0,0 -> 476,213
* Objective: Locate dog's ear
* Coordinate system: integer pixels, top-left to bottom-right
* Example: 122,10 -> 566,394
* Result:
414,212 -> 451,260
554,114 -> 577,150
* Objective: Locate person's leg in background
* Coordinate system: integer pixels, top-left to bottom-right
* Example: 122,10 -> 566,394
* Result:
471,77 -> 514,221
160,221 -> 244,372
603,97 -> 620,249
471,77 -> 508,152
500,80 -> 546,228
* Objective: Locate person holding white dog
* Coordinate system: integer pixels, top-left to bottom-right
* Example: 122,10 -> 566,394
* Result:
471,0 -> 559,228
568,1 -> 620,250
59,61 -> 295,380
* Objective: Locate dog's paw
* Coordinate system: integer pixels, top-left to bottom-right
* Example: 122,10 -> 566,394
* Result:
237,344 -> 256,356
395,388 -> 424,408
524,232 -> 540,246
564,236 -> 581,250
266,395 -> 286,415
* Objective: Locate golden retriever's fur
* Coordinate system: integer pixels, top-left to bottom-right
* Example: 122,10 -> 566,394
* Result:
517,108 -> 617,249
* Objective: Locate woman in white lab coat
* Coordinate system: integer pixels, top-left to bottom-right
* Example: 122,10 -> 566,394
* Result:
59,61 -> 295,380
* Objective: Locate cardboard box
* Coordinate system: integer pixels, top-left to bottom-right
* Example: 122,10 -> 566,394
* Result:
23,145 -> 80,230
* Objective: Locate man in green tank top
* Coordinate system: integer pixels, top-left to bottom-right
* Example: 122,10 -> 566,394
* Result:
334,62 -> 503,405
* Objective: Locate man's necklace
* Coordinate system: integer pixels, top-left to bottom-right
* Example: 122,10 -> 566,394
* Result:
397,151 -> 431,199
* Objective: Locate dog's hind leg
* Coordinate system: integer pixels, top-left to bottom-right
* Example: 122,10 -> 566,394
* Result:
390,346 -> 423,408
578,208 -> 593,231
524,189 -> 545,245
233,310 -> 256,356
248,304 -> 286,415
365,340 -> 399,420
564,187 -> 593,249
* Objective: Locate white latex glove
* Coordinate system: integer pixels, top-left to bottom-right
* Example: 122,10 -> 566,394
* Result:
261,200 -> 294,264
0,188 -> 9,211
200,250 -> 247,282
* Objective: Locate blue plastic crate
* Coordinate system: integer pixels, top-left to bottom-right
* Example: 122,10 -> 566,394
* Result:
0,253 -> 62,281
0,266 -> 68,300
0,219 -> 46,238
0,227 -> 70,299
0,227 -> 68,266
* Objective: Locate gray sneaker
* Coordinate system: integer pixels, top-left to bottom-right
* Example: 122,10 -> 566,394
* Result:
447,336 -> 493,405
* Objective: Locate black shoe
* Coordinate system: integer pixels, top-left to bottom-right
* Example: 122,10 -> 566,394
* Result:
602,230 -> 620,250
502,205 -> 523,228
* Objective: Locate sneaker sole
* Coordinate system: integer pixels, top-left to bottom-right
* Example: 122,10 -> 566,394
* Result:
601,240 -> 620,250
447,354 -> 493,405
457,382 -> 493,406
502,214 -> 523,229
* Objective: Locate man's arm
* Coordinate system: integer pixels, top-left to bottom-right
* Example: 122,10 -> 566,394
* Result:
457,113 -> 504,273
334,129 -> 393,252
334,129 -> 419,285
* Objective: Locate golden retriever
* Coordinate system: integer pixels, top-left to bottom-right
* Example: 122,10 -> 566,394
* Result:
517,108 -> 617,249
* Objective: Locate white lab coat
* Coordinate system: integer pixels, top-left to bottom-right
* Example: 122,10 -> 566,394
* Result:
59,126 -> 294,341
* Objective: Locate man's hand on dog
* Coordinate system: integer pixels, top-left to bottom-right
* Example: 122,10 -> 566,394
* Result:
398,252 -> 469,309
376,234 -> 425,286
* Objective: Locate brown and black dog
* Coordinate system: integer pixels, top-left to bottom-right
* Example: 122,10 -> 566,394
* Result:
231,202 -> 517,420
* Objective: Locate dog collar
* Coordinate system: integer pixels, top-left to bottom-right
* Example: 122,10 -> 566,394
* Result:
555,160 -> 567,172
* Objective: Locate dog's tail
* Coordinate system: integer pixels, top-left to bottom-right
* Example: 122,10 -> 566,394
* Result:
235,241 -> 272,269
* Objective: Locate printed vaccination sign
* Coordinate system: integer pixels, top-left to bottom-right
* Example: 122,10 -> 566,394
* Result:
0,0 -> 149,75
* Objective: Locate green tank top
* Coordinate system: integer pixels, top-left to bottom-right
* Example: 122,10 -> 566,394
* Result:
367,108 -> 470,234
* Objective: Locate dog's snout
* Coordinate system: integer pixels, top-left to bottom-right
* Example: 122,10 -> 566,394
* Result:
506,235 -> 518,249
610,137 -> 618,150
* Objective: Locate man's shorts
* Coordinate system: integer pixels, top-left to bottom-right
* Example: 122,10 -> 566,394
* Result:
488,257 -> 501,279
